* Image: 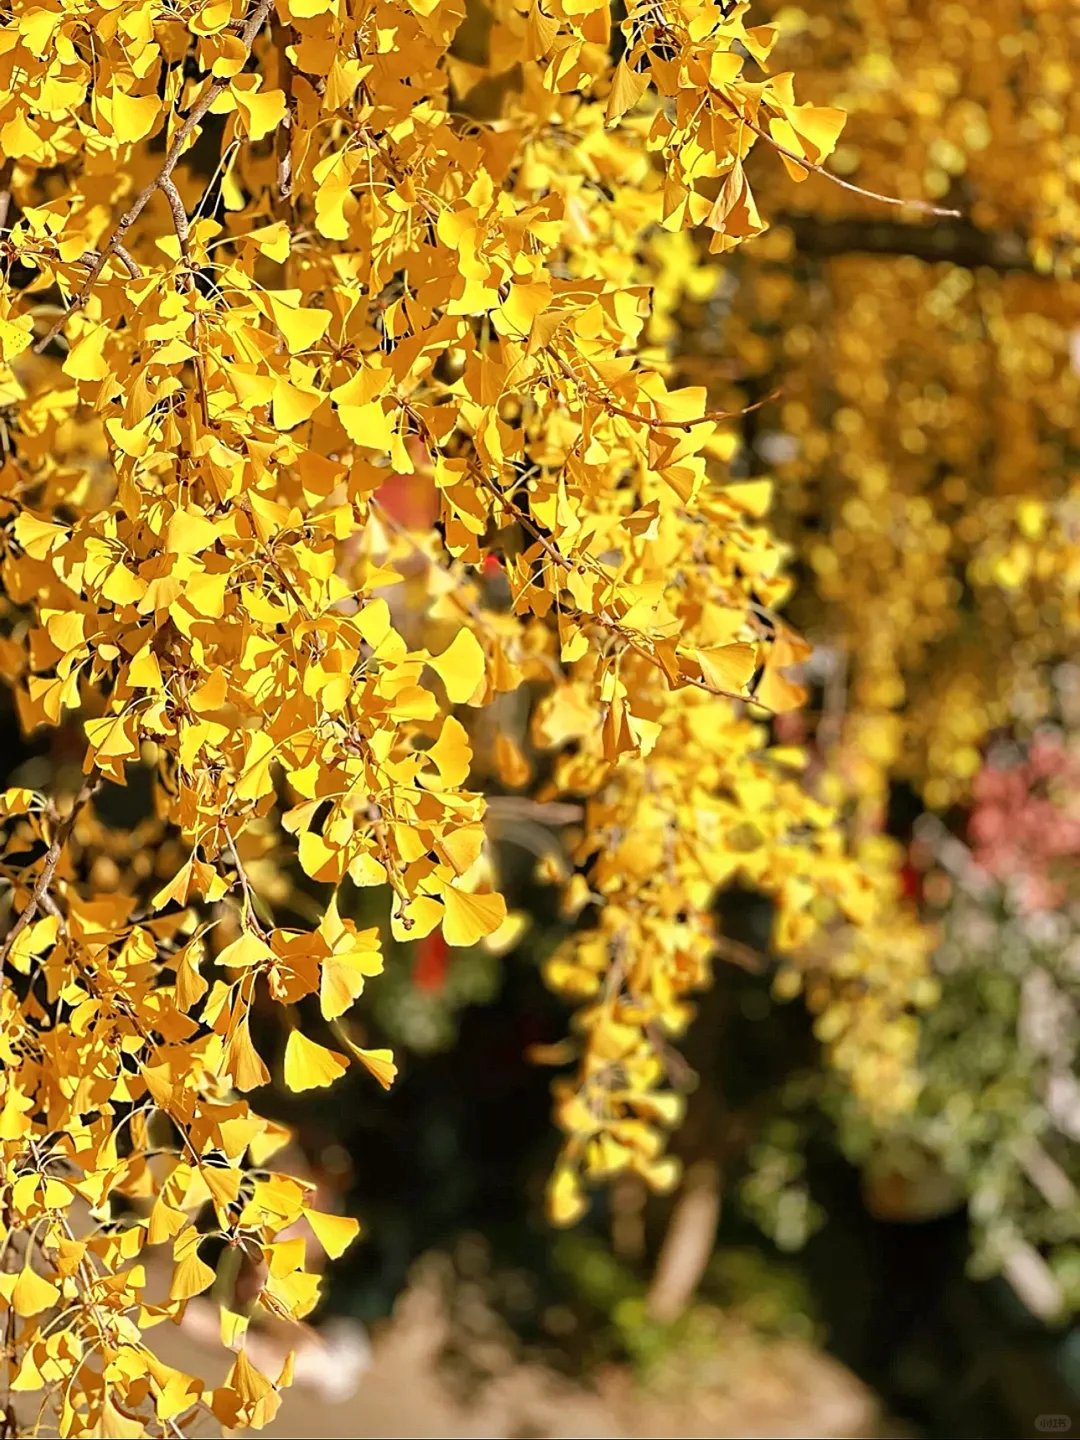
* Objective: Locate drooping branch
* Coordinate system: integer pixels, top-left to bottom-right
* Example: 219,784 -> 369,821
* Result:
33,0 -> 275,354
719,95 -> 962,221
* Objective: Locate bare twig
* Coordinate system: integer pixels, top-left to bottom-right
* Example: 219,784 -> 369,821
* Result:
713,934 -> 766,974
1001,1238 -> 1064,1322
553,350 -> 779,431
0,777 -> 99,969
721,94 -> 962,220
224,828 -> 270,940
645,1022 -> 699,1090
273,21 -> 294,209
600,387 -> 779,431
1015,1137 -> 1078,1211
484,797 -> 583,825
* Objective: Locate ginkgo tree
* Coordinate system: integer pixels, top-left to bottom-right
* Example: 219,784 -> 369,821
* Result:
0,0 -> 951,1432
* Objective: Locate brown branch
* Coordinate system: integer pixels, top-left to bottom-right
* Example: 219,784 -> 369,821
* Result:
0,160 -> 14,236
78,245 -> 143,280
160,175 -> 211,426
34,0 -> 275,354
476,470 -> 573,573
645,1022 -> 699,1090
645,1158 -> 721,1323
366,802 -> 411,914
159,176 -> 193,267
273,21 -> 294,212
779,211 -> 1034,273
484,797 -> 583,825
224,829 -> 270,941
0,777 -> 98,969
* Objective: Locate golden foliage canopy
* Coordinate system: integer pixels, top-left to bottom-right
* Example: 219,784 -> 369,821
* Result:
0,0 -> 986,1431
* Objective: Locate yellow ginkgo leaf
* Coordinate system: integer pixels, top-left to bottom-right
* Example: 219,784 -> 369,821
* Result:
148,1361 -> 202,1422
217,932 -> 274,969
225,1018 -> 270,1092
272,375 -> 323,431
233,82 -> 287,141
265,294 -> 332,355
785,102 -> 847,162
494,733 -> 532,789
332,1024 -> 398,1090
97,1395 -> 146,1440
352,1046 -> 397,1091
128,645 -> 164,691
546,1167 -> 588,1227
605,57 -> 649,125
305,1209 -> 361,1260
168,1247 -> 217,1302
0,317 -> 33,363
481,909 -> 529,956
62,324 -> 110,382
166,508 -> 219,556
283,1030 -> 347,1092
390,894 -> 443,943
427,628 -> 486,705
245,221 -> 291,262
441,885 -> 507,948
319,945 -> 383,1021
10,1347 -> 44,1392
111,90 -> 161,143
689,643 -> 757,695
11,1266 -> 59,1317
421,714 -> 472,788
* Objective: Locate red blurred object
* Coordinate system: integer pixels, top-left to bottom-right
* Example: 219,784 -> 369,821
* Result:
413,932 -> 450,993
376,445 -> 439,531
899,861 -> 921,902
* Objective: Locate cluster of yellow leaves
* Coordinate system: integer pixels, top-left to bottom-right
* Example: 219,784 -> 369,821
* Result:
0,0 -> 909,1431
538,650 -> 897,1222
0,785 -> 374,1435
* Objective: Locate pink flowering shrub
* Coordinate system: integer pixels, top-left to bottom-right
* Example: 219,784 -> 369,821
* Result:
968,732 -> 1080,912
